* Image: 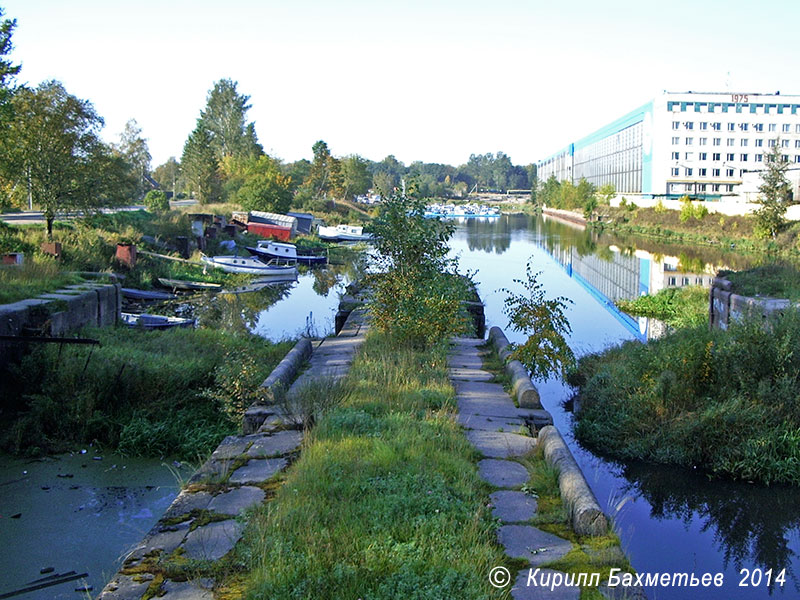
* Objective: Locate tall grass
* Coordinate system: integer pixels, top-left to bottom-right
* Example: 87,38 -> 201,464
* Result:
1,326 -> 293,459
615,285 -> 709,329
569,310 -> 800,485
0,258 -> 84,304
233,334 -> 510,599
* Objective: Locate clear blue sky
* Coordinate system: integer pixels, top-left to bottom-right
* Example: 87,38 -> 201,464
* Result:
4,0 -> 799,169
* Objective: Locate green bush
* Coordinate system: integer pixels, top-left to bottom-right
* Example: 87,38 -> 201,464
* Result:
143,189 -> 170,213
369,188 -> 470,348
570,310 -> 800,484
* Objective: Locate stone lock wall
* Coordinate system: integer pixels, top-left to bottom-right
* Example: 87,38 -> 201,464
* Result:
709,277 -> 792,330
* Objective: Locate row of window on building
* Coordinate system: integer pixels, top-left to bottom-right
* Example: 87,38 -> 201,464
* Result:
672,121 -> 800,133
667,183 -> 735,193
671,137 -> 800,148
670,151 -> 800,164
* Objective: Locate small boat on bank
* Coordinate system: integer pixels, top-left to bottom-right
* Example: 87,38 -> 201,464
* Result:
317,224 -> 373,242
157,278 -> 223,292
121,312 -> 196,329
246,241 -> 327,266
200,254 -> 298,276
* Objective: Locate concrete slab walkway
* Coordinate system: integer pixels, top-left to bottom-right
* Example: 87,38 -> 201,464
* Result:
98,310 -> 368,599
449,337 -> 580,600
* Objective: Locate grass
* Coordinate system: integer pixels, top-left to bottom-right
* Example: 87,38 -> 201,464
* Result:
568,310 -> 800,485
0,326 -> 293,459
228,333 -> 512,599
722,263 -> 800,301
0,258 -> 85,304
616,285 -> 709,329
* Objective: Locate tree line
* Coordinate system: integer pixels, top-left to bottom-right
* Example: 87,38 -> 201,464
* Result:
0,3 -> 536,233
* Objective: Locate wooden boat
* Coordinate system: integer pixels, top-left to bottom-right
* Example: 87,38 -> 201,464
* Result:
317,224 -> 373,242
246,241 -> 327,266
121,312 -> 196,329
200,254 -> 298,276
121,287 -> 177,301
157,278 -> 223,292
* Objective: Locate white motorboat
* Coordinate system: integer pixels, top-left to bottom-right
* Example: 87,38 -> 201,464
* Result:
317,224 -> 373,242
200,254 -> 298,276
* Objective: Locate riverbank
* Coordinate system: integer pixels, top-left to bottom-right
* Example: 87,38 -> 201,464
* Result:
1,325 -> 293,459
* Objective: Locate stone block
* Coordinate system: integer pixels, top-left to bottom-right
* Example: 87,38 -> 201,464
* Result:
490,490 -> 538,523
466,430 -> 536,459
246,430 -> 303,457
478,459 -> 530,488
181,519 -> 243,561
498,525 -> 572,566
229,458 -> 288,484
208,486 -> 266,516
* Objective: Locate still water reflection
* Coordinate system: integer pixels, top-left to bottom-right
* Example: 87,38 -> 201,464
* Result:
452,213 -> 799,599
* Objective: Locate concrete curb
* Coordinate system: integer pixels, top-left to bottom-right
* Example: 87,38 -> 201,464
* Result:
538,425 -> 608,537
243,337 -> 312,434
488,326 -> 542,409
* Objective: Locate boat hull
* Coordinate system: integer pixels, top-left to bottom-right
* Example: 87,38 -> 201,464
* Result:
201,254 -> 298,276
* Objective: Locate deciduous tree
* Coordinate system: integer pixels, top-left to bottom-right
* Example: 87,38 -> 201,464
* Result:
199,79 -> 262,161
0,81 -> 131,238
0,7 -> 20,125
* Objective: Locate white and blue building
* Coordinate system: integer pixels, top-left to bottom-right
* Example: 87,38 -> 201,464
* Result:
538,91 -> 800,202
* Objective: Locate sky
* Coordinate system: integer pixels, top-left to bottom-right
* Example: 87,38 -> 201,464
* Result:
4,0 -> 800,169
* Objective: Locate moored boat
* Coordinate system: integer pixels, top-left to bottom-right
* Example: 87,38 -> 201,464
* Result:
121,288 -> 177,301
157,278 -> 223,292
245,241 -> 327,266
200,254 -> 298,276
121,312 -> 196,329
317,224 -> 373,242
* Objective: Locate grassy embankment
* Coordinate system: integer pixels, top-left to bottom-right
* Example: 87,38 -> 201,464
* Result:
594,204 -> 800,256
0,325 -> 293,459
569,264 -> 800,485
172,335 -> 629,600
0,208 -> 359,304
616,285 -> 709,329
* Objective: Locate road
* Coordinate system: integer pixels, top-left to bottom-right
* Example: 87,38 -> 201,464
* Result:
0,200 -> 199,225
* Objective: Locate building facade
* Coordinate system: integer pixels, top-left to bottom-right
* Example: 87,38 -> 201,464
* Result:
538,91 -> 800,201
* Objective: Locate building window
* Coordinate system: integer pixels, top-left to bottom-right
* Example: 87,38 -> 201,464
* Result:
713,138 -> 721,146
686,137 -> 694,145
700,122 -> 708,130
755,154 -> 763,162
782,139 -> 789,148
669,277 -> 677,286
671,151 -> 680,160
672,136 -> 680,145
769,139 -> 777,147
796,156 -> 800,163
699,152 -> 707,160
783,155 -> 789,162
712,152 -> 721,160
672,121 -> 680,130
755,123 -> 764,132
739,123 -> 749,131
727,123 -> 735,131
671,167 -> 680,176
796,140 -> 800,148
682,277 -> 690,285
726,168 -> 734,177
685,122 -> 694,130
796,124 -> 800,134
713,184 -> 721,191
782,124 -> 791,133
727,153 -> 735,161
769,123 -> 777,132
712,122 -> 721,131
713,168 -> 720,176
741,154 -> 748,161
699,137 -> 707,145
685,168 -> 693,176
699,168 -> 707,176
698,184 -> 707,191
727,138 -> 735,146
740,139 -> 748,147
756,139 -> 763,147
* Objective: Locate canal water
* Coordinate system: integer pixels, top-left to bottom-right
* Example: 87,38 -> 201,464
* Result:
0,451 -> 191,599
452,213 -> 799,599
